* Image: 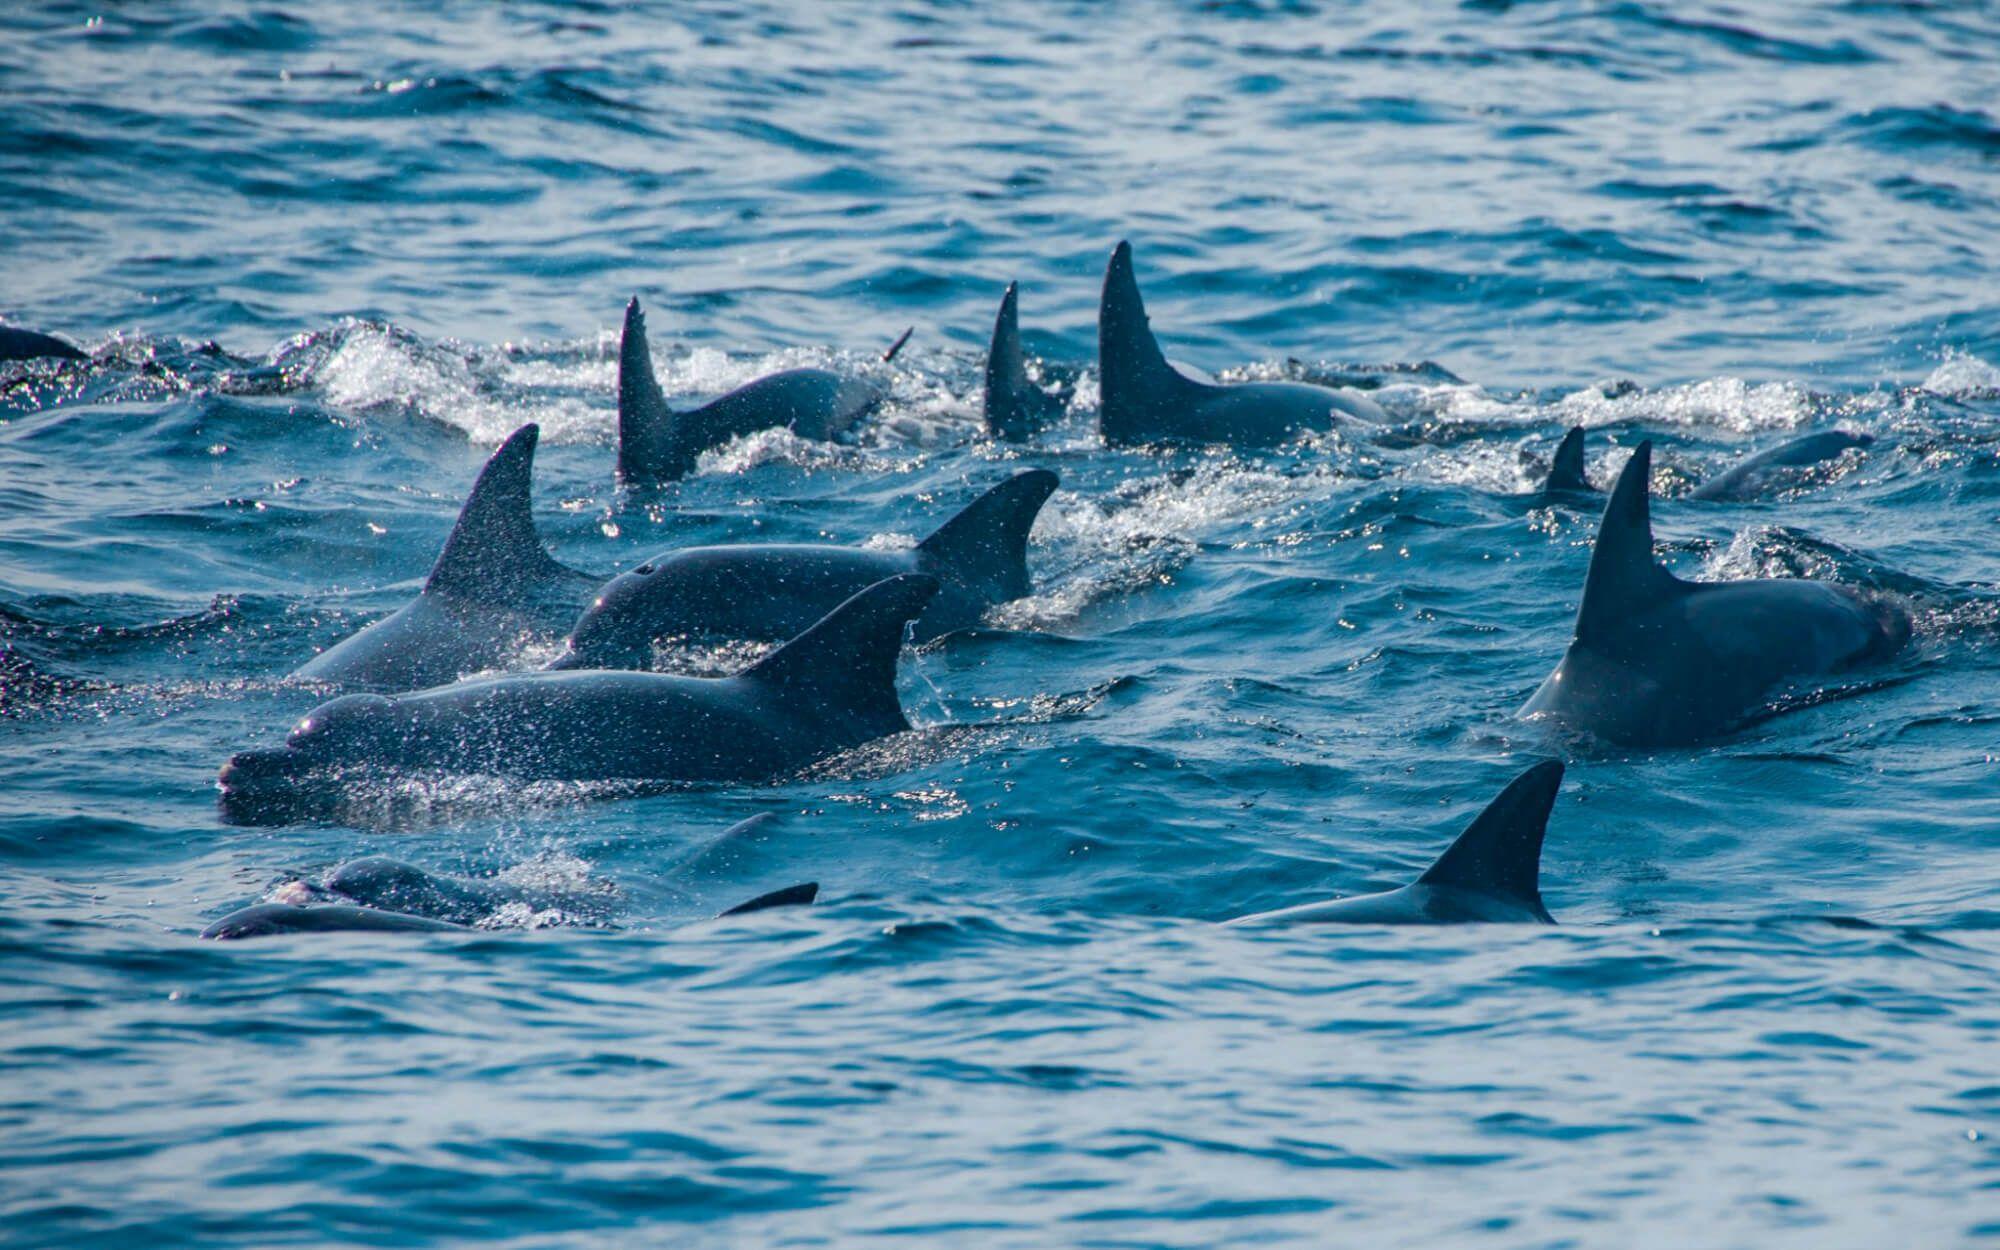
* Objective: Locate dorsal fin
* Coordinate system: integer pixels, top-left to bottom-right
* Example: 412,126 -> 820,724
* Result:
617,297 -> 690,483
425,424 -> 569,599
740,574 -> 938,731
917,469 -> 1059,601
718,881 -> 818,916
1543,426 -> 1595,494
1098,240 -> 1206,441
1417,760 -> 1563,916
984,283 -> 1049,440
1574,441 -> 1682,646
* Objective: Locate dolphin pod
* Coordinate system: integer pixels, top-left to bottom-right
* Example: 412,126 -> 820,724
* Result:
554,468 -> 1059,666
1521,442 -> 1908,747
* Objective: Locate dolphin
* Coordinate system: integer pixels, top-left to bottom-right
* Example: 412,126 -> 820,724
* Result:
1520,442 -> 1909,747
552,469 -> 1057,667
1229,761 -> 1564,926
984,283 -> 1065,441
1689,430 -> 1874,502
617,298 -> 882,484
294,424 -> 597,691
0,326 -> 87,363
1096,240 -> 1387,447
1539,426 -> 1598,496
200,880 -> 817,939
221,574 -> 940,820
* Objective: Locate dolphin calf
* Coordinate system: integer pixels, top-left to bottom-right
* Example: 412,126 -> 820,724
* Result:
0,326 -> 87,363
553,469 -> 1057,666
294,424 -> 596,690
618,298 -> 882,484
1539,426 -> 1598,496
1689,430 -> 1874,502
1096,240 -> 1387,447
984,283 -> 1065,441
1520,442 -> 1909,747
200,880 -> 818,938
1229,761 -> 1564,926
221,574 -> 940,819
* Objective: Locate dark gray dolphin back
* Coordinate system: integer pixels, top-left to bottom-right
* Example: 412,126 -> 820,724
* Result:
1416,760 -> 1563,919
718,881 -> 818,916
1543,427 -> 1596,494
741,573 -> 939,732
918,468 -> 1059,603
1097,240 -> 1205,444
0,325 -> 86,363
1575,442 -> 1684,650
617,298 -> 684,482
984,283 -> 1062,441
427,423 -> 572,601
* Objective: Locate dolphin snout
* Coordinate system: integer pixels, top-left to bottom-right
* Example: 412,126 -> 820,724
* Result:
218,747 -> 300,792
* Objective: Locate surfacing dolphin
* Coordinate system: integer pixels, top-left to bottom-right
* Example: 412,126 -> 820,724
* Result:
221,574 -> 940,822
1520,442 -> 1909,747
553,469 -> 1058,667
984,283 -> 1066,441
0,326 -> 87,363
294,423 -> 596,691
1097,240 -> 1387,447
1689,430 -> 1874,502
200,881 -> 817,939
617,298 -> 882,484
1229,760 -> 1564,926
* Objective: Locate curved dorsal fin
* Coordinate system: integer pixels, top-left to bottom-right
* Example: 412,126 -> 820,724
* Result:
718,881 -> 818,916
1543,426 -> 1595,494
1416,760 -> 1562,917
984,283 -> 1046,440
740,574 -> 938,733
616,298 -> 687,482
1575,441 -> 1682,646
426,424 -> 569,600
1097,240 -> 1206,441
917,468 -> 1059,601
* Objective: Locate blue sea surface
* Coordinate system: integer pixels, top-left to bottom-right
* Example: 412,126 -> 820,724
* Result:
4,1 -> 2000,1245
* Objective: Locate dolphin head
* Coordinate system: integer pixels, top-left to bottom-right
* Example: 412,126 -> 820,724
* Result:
559,563 -> 685,670
217,692 -> 398,824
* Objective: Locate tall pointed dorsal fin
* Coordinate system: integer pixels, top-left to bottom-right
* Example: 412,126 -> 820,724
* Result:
1098,240 -> 1204,440
1543,426 -> 1595,494
617,297 -> 687,482
425,424 -> 568,599
1574,441 -> 1682,646
917,469 -> 1059,600
984,283 -> 1041,440
740,574 -> 938,730
1417,760 -> 1563,914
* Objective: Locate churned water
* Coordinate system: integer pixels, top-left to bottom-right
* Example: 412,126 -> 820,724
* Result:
4,2 -> 1999,1246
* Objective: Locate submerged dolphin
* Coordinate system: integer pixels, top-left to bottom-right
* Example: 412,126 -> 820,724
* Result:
1520,442 -> 1908,747
294,424 -> 596,690
617,298 -> 882,484
221,574 -> 940,820
984,283 -> 1065,441
0,326 -> 87,363
554,469 -> 1058,667
1229,761 -> 1564,926
1539,426 -> 1598,496
1689,430 -> 1874,502
1097,240 -> 1387,447
200,881 -> 817,939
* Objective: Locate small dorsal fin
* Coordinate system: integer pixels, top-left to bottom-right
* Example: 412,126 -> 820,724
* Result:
1574,441 -> 1682,646
616,297 -> 688,483
985,283 -> 1052,440
740,574 -> 938,732
1543,426 -> 1595,494
718,881 -> 818,916
917,469 -> 1059,601
1416,760 -> 1563,916
1098,240 -> 1205,441
425,424 -> 569,599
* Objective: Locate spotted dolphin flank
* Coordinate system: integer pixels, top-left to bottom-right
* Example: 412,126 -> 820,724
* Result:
1096,240 -> 1387,447
617,297 -> 882,484
293,423 -> 596,691
220,574 -> 941,823
554,469 -> 1057,667
1520,442 -> 1909,747
1230,761 -> 1564,926
984,282 -> 1065,441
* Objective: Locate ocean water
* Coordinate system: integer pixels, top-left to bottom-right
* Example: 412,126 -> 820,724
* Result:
4,1 -> 2000,1245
